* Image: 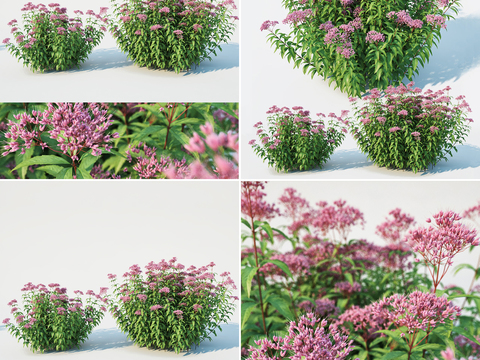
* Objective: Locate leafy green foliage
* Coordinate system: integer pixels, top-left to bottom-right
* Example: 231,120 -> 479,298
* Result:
4,4 -> 108,72
110,0 -> 237,73
262,0 -> 460,96
0,102 -> 238,179
348,84 -> 472,173
108,260 -> 237,353
4,284 -> 106,353
251,106 -> 346,172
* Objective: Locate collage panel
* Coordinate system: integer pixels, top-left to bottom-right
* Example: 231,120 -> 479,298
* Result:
0,0 -> 239,102
241,180 -> 480,360
241,0 -> 480,179
0,102 -> 238,179
0,181 -> 240,358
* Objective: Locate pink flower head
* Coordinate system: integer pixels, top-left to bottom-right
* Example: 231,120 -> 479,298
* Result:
365,30 -> 385,43
260,20 -> 278,31
134,30 -> 142,35
2,38 -> 10,44
407,211 -> 479,289
248,313 -> 354,359
2,318 -> 10,324
150,24 -> 163,31
137,14 -> 147,22
159,7 -> 170,13
137,294 -> 147,302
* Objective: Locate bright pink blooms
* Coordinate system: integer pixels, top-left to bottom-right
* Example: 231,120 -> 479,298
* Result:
283,10 -> 312,25
260,20 -> 278,31
365,30 -> 385,43
2,103 -> 118,160
376,291 -> 460,334
247,313 -> 354,360
406,211 -> 479,290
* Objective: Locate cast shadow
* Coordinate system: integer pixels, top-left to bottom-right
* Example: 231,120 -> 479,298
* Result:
65,47 -> 133,72
281,149 -> 372,174
184,323 -> 239,355
184,43 -> 239,75
422,144 -> 480,175
412,16 -> 480,87
38,328 -> 132,353
0,45 -> 6,52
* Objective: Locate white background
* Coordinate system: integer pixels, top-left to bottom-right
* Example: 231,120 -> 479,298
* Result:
240,0 -> 480,179
241,181 -> 480,292
0,181 -> 240,359
0,0 -> 239,102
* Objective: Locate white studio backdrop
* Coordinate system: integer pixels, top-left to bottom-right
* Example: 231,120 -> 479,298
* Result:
0,0 -> 239,102
242,181 -> 480,293
241,0 -> 480,179
0,180 -> 240,359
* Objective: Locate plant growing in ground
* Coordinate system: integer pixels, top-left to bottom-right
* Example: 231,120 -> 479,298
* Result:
108,258 -> 237,353
348,83 -> 473,173
0,102 -> 238,179
260,0 -> 459,96
250,105 -> 347,172
3,282 -> 108,352
3,2 -> 108,72
110,0 -> 238,73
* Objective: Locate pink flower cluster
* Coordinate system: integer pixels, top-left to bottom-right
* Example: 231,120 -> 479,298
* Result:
376,291 -> 460,334
2,103 -> 119,160
298,298 -> 339,318
247,313 -> 354,360
320,17 -> 363,59
282,9 -> 312,25
241,181 -> 280,222
126,142 -> 189,179
365,30 -> 385,43
387,10 -> 424,29
376,208 -> 415,245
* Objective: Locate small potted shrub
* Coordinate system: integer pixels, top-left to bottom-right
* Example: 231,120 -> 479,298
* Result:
3,3 -> 109,72
2,282 -> 108,352
108,258 -> 237,353
261,0 -> 459,96
110,0 -> 238,73
348,82 -> 473,173
250,105 -> 347,172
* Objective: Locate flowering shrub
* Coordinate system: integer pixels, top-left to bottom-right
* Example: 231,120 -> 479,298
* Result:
250,105 -> 347,172
110,0 -> 237,73
3,282 -> 107,352
108,258 -> 237,353
241,182 -> 480,360
348,83 -> 473,173
261,0 -> 460,96
3,3 -> 108,72
0,102 -> 238,179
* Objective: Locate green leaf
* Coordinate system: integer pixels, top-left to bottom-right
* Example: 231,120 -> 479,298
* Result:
79,154 -> 99,172
242,266 -> 259,298
133,125 -> 164,142
14,155 -> 70,170
171,117 -> 205,127
454,326 -> 480,346
36,165 -> 65,177
77,167 -> 93,179
259,259 -> 293,279
380,351 -> 408,360
241,302 -> 257,329
266,295 -> 294,320
241,218 -> 251,229
170,128 -> 190,145
56,167 -> 73,179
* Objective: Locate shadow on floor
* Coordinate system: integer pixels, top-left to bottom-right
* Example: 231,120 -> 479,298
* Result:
412,16 -> 480,87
